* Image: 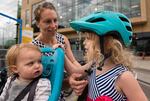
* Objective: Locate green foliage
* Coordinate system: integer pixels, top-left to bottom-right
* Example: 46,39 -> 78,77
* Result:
4,39 -> 16,49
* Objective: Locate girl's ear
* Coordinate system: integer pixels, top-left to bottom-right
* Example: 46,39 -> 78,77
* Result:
10,65 -> 18,74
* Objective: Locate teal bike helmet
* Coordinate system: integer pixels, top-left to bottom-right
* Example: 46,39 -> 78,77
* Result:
70,11 -> 133,72
70,11 -> 133,47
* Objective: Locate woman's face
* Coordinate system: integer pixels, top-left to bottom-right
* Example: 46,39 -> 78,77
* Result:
38,9 -> 58,37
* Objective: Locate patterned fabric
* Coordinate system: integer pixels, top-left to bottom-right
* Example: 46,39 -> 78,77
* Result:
87,96 -> 113,101
0,77 -> 51,101
88,64 -> 128,101
32,33 -> 65,56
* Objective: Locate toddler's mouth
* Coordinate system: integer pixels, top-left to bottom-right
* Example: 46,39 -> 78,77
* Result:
34,71 -> 41,76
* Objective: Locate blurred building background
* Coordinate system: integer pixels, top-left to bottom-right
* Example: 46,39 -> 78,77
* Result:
0,0 -> 150,99
0,0 -> 150,67
0,0 -> 21,67
21,0 -> 150,61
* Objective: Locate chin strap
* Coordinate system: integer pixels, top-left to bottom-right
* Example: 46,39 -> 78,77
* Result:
84,36 -> 111,76
97,36 -> 104,71
97,52 -> 111,71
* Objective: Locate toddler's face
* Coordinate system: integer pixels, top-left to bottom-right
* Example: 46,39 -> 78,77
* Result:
15,48 -> 43,81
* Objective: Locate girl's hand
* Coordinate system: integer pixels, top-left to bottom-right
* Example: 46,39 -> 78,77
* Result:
69,73 -> 88,96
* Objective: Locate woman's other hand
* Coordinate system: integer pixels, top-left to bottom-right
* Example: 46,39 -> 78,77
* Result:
69,73 -> 88,96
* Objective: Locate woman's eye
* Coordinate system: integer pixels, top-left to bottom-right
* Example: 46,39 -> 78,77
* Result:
54,19 -> 57,23
45,20 -> 51,24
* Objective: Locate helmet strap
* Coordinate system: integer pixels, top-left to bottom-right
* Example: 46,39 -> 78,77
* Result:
97,36 -> 104,71
97,36 -> 111,71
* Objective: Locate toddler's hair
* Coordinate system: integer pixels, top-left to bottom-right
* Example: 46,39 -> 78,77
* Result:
5,43 -> 41,75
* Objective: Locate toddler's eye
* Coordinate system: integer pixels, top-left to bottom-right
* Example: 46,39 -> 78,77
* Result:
27,62 -> 34,66
38,60 -> 42,63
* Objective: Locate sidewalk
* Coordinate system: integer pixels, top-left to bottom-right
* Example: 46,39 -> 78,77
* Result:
134,55 -> 150,71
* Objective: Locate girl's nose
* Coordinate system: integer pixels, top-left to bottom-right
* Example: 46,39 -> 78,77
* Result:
83,39 -> 87,45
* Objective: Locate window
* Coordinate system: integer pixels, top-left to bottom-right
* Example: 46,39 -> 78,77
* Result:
25,9 -> 30,25
31,1 -> 45,25
50,0 -> 141,27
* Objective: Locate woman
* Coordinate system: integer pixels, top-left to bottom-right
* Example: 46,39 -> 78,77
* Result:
32,2 -> 89,100
69,11 -> 148,101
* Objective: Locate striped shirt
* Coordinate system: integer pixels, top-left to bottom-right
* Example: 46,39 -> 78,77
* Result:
88,64 -> 128,101
0,77 -> 51,101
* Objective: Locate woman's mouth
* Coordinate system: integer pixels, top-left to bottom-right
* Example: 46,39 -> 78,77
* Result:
48,29 -> 53,32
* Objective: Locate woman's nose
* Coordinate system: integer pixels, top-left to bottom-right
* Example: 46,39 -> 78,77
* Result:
50,21 -> 57,28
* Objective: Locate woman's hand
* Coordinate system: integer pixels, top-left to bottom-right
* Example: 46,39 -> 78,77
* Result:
52,44 -> 65,50
69,73 -> 88,96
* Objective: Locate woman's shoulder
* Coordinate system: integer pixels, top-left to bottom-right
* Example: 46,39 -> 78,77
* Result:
56,33 -> 69,45
56,33 -> 68,40
32,39 -> 45,47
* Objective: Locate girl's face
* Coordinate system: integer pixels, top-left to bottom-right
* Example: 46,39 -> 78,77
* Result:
83,38 -> 94,55
38,9 -> 58,37
83,32 -> 99,62
14,48 -> 43,81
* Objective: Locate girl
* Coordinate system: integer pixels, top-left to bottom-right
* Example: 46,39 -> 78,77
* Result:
69,11 -> 148,101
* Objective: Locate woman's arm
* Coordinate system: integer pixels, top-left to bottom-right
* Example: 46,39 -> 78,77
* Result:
63,35 -> 93,74
64,55 -> 94,74
63,35 -> 81,67
117,71 -> 148,101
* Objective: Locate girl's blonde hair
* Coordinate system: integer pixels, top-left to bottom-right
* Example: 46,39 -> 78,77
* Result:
107,36 -> 134,70
5,43 -> 41,75
84,32 -> 134,70
84,32 -> 104,64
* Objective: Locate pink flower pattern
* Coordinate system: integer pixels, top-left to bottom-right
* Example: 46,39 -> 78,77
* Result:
87,96 -> 113,101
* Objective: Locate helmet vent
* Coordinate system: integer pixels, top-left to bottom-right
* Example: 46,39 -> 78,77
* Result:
87,18 -> 106,23
126,26 -> 132,31
119,17 -> 129,23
